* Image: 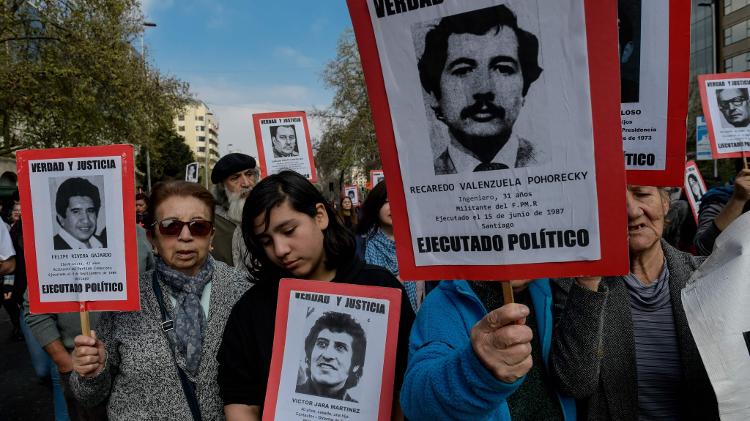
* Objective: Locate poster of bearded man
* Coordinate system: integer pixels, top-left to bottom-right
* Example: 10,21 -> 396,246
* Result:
253,111 -> 317,182
347,0 -> 628,280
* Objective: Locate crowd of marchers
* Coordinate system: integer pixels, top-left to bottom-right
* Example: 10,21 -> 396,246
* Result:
3,9 -> 750,419
1,147 -> 748,420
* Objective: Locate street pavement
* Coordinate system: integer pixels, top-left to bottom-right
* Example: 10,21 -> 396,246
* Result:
0,309 -> 54,420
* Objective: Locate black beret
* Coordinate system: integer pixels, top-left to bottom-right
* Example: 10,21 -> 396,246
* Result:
211,153 -> 257,184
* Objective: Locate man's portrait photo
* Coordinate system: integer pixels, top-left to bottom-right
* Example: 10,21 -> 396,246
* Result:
185,162 -> 198,182
686,173 -> 704,205
416,4 -> 544,175
271,124 -> 300,158
618,0 -> 641,103
716,88 -> 750,128
51,176 -> 107,250
296,312 -> 367,403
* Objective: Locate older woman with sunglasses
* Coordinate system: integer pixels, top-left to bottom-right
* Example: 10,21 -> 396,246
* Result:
69,181 -> 250,420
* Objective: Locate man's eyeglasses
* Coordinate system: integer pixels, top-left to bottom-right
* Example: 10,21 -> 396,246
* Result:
718,96 -> 748,110
152,218 -> 214,237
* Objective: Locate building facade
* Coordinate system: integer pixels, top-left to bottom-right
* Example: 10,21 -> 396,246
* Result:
174,101 -> 220,179
692,0 -> 750,76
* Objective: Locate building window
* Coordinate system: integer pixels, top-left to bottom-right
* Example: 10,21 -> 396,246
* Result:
725,0 -> 750,15
178,115 -> 185,121
196,125 -> 205,132
197,136 -> 206,142
196,115 -> 204,121
178,126 -> 185,131
724,19 -> 750,45
198,147 -> 206,152
725,52 -> 750,72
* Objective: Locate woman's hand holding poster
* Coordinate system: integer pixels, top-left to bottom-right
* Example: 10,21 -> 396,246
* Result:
347,0 -> 628,280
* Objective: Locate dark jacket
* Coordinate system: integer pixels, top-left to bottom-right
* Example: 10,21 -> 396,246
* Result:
549,241 -> 719,420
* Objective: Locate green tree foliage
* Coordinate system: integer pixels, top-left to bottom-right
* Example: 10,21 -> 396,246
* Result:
313,28 -> 380,188
136,126 -> 194,184
0,0 -> 190,156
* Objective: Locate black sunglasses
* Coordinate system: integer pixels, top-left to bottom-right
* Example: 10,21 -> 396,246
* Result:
152,218 -> 214,237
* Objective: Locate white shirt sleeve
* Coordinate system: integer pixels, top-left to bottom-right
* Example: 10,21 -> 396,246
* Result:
0,222 -> 15,261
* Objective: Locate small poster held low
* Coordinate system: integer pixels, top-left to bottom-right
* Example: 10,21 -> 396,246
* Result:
185,161 -> 199,182
253,111 -> 317,182
344,185 -> 360,206
684,161 -> 707,222
263,279 -> 402,421
370,170 -> 384,188
16,145 -> 140,314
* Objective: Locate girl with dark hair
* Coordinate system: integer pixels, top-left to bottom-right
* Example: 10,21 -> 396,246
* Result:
217,171 -> 414,420
357,182 -> 426,312
338,195 -> 358,232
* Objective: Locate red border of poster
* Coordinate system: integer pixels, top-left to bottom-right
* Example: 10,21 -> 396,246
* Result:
263,279 -> 402,421
347,0 -> 629,280
253,110 -> 317,182
698,71 -> 750,159
16,145 -> 140,313
626,0 -> 690,187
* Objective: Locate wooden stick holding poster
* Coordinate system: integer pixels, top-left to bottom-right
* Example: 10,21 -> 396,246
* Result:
253,111 -> 317,182
263,279 -> 402,421
698,72 -> 750,163
620,0 -> 690,186
347,0 -> 629,280
16,145 -> 140,315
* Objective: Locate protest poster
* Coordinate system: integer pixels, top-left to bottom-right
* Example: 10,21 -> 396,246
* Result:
253,111 -> 317,182
16,145 -> 140,314
699,72 -> 750,160
619,0 -> 690,185
185,161 -> 199,182
343,185 -> 361,206
696,116 -> 713,161
684,161 -> 707,223
370,169 -> 384,188
347,0 -> 629,280
682,212 -> 750,420
263,279 -> 402,421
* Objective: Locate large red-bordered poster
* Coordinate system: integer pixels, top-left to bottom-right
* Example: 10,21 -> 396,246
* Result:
16,145 -> 140,313
263,279 -> 401,421
348,0 -> 628,280
620,0 -> 690,186
698,72 -> 750,160
253,111 -> 317,182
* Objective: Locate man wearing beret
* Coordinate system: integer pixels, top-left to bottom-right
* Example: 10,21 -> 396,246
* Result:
210,153 -> 259,266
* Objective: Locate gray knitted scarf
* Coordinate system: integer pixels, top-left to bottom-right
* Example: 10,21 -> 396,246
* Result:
156,256 -> 214,375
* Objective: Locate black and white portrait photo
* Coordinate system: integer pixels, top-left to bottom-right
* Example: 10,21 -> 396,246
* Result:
618,0 -> 641,103
271,124 -> 300,158
686,173 -> 704,205
295,312 -> 367,403
185,162 -> 199,182
716,88 -> 750,129
49,176 -> 107,250
416,4 -> 544,175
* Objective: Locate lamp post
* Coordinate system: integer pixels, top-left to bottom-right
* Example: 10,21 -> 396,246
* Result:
142,21 -> 156,191
698,1 -> 720,177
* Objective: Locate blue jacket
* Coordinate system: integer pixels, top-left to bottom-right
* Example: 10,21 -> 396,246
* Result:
400,280 -> 576,421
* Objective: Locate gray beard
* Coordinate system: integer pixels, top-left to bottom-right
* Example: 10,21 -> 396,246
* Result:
226,189 -> 248,224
